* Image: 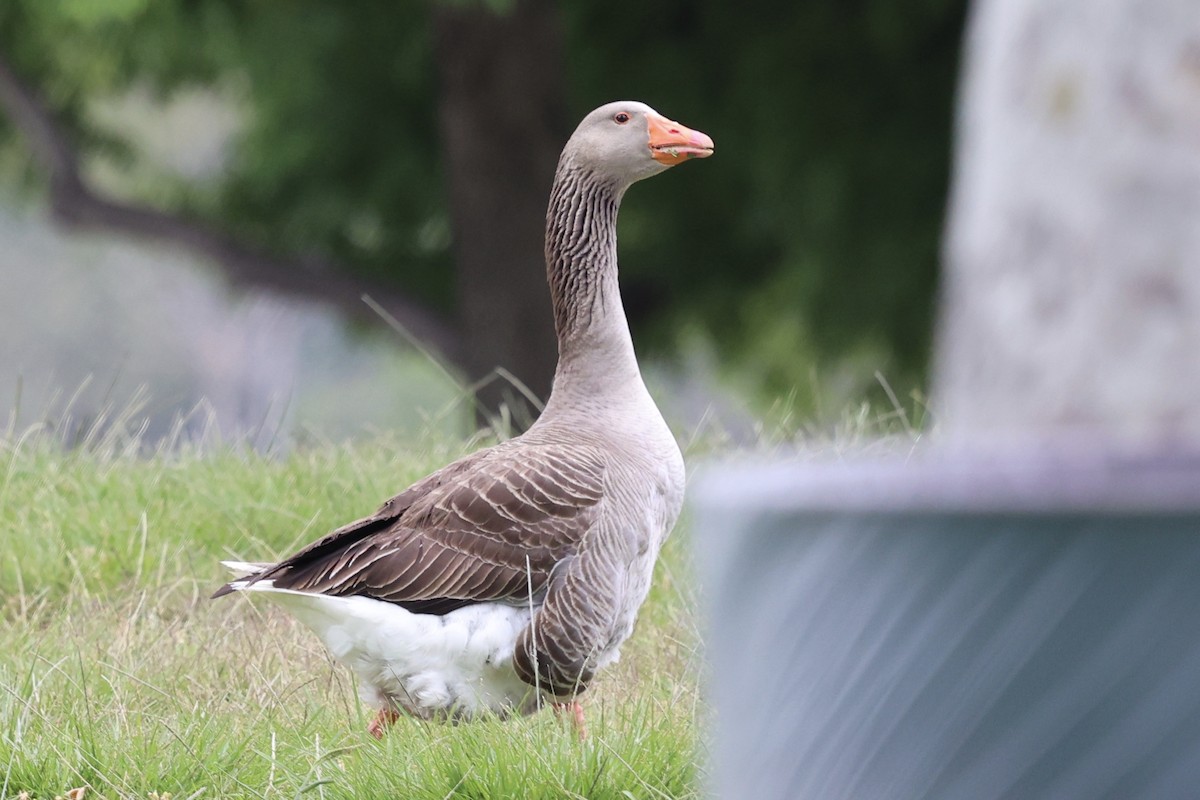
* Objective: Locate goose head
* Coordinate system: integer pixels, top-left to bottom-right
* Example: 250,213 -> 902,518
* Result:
563,101 -> 714,187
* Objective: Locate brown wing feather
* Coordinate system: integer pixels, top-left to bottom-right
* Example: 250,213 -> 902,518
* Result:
215,443 -> 605,611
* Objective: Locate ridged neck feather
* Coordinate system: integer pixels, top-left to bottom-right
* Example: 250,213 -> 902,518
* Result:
543,159 -> 641,397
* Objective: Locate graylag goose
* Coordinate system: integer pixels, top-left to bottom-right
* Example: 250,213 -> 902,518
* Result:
214,101 -> 713,738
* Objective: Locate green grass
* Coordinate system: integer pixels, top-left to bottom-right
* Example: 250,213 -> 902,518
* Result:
0,428 -> 705,799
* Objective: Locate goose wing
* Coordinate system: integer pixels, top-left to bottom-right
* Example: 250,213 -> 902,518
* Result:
214,443 -> 605,614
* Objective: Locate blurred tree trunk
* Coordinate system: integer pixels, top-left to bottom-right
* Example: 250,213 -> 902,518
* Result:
935,0 -> 1200,446
433,0 -> 567,428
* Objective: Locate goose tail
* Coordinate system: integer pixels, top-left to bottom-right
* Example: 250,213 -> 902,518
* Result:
211,560 -> 273,599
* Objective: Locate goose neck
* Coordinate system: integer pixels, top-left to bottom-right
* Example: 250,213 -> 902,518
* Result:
544,163 -> 640,392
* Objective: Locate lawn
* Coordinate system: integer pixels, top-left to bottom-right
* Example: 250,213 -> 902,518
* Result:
0,425 -> 705,799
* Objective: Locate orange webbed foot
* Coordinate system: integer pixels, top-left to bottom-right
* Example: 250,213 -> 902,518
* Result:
552,700 -> 588,740
367,707 -> 401,739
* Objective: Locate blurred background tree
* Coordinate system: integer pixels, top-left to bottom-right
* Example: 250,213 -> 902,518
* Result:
0,0 -> 965,425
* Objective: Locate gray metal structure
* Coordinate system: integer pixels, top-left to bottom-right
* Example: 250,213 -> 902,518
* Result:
696,453 -> 1200,799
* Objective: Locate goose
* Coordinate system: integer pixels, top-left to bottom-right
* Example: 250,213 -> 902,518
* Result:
213,101 -> 713,739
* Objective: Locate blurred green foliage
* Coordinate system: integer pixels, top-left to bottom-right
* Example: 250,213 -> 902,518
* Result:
0,0 -> 965,410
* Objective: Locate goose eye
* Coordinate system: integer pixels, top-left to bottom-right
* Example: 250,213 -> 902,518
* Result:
613,112 -> 631,125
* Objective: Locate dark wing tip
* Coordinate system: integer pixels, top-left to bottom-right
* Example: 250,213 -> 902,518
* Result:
210,583 -> 237,599
398,597 -> 479,616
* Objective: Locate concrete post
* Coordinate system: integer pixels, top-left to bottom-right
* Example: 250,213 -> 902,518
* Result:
935,0 -> 1200,446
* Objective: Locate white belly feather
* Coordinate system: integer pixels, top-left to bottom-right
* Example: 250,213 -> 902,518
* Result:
232,579 -> 543,719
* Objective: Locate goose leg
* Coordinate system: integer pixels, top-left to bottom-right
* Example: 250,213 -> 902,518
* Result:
367,707 -> 401,739
553,701 -> 588,740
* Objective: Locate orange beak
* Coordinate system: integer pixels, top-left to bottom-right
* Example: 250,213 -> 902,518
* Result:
647,112 -> 714,164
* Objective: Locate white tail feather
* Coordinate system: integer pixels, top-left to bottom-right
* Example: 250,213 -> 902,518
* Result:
221,560 -> 271,578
